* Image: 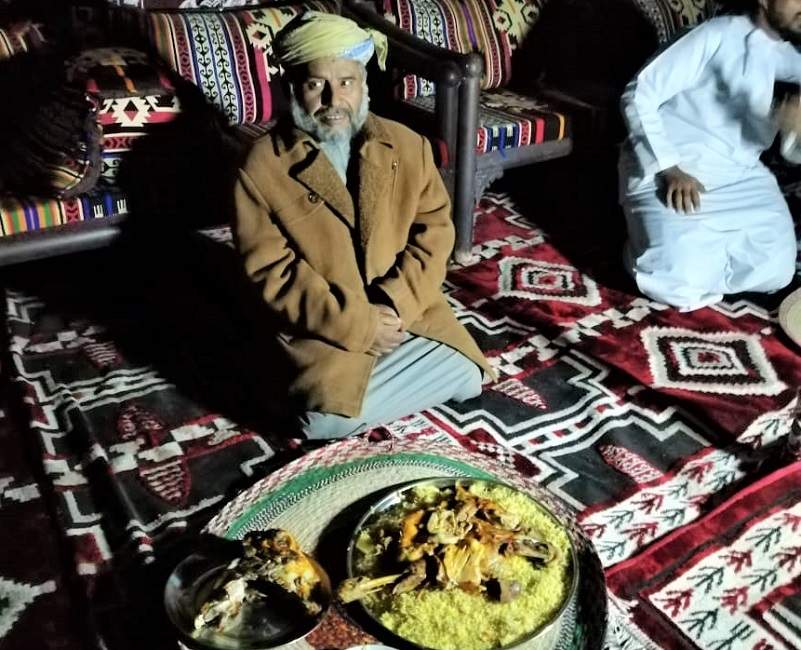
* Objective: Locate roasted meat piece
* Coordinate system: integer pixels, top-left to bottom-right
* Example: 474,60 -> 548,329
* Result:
194,529 -> 323,634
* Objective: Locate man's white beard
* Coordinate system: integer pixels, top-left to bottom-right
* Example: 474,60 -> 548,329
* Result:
289,84 -> 370,143
289,81 -> 370,183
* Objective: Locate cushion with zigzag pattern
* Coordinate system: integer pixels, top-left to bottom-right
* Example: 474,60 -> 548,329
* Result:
384,0 -> 548,98
145,2 -> 335,125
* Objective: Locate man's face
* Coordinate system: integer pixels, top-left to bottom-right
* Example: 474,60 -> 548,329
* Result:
763,0 -> 801,43
293,57 -> 365,140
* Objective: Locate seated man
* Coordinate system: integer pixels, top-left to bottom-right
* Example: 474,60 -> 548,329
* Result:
233,11 -> 491,439
619,0 -> 801,311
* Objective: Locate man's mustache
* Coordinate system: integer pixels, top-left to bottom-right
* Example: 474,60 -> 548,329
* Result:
315,108 -> 353,121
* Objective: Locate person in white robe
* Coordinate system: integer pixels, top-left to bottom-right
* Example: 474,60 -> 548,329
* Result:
619,0 -> 801,311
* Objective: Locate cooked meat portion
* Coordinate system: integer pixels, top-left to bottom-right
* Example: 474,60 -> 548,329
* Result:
194,529 -> 323,634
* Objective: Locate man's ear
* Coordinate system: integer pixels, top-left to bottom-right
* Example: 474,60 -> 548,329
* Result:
282,65 -> 307,98
281,75 -> 294,99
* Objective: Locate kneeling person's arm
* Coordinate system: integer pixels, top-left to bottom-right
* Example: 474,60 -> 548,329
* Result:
776,96 -> 801,164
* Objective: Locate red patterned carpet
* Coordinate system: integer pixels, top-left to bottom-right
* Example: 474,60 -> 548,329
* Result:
2,188 -> 801,650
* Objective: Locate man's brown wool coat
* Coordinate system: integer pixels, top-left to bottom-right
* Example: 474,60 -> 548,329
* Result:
234,113 -> 491,417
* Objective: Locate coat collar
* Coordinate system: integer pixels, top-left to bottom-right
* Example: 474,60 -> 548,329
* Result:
275,114 -> 397,265
274,119 -> 355,225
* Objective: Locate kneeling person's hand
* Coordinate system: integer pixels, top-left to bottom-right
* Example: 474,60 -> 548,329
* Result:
660,165 -> 705,214
775,95 -> 801,137
369,304 -> 404,356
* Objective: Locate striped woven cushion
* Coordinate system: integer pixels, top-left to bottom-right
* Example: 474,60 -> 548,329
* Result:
631,0 -> 717,44
0,187 -> 128,237
0,122 -> 268,238
0,22 -> 46,60
386,0 -> 547,98
404,88 -> 568,154
146,3 -> 334,125
107,0 -> 268,7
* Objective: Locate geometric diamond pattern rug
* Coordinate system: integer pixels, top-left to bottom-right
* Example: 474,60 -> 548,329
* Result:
641,326 -> 785,396
0,383 -> 81,650
2,192 -> 801,649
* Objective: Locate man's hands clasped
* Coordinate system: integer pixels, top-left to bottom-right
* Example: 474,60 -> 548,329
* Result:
660,165 -> 706,214
369,304 -> 404,356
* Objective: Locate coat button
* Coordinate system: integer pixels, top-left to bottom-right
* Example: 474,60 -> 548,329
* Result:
391,160 -> 398,170
308,192 -> 319,203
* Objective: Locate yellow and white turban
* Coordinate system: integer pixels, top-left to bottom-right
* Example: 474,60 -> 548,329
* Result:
273,11 -> 388,71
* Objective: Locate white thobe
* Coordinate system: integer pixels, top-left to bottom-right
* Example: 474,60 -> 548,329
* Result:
619,15 -> 801,311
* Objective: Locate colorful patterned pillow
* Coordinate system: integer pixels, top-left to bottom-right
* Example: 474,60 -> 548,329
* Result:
68,48 -> 183,184
0,85 -> 102,198
68,47 -> 175,97
106,0 -> 268,8
386,0 -> 547,98
145,3 -> 334,125
631,0 -> 717,44
0,22 -> 47,60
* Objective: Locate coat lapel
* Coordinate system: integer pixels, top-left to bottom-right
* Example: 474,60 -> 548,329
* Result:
276,116 -> 396,254
358,116 -> 396,270
294,151 -> 356,227
279,124 -> 356,227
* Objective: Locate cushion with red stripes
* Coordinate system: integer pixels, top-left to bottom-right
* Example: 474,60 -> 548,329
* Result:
403,88 -> 569,155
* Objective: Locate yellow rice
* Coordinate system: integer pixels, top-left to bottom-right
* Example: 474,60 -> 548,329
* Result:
359,482 -> 572,650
